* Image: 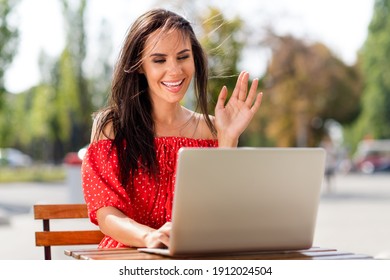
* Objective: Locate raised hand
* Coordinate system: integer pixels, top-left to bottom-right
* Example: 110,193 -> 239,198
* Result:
214,71 -> 263,147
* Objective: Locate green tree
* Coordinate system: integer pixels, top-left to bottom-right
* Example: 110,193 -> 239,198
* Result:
199,7 -> 245,114
55,48 -> 80,142
88,19 -> 113,109
46,0 -> 92,162
1,89 -> 28,147
0,0 -> 19,147
27,84 -> 55,161
259,34 -> 362,147
0,93 -> 17,145
0,0 -> 19,99
353,0 -> 390,141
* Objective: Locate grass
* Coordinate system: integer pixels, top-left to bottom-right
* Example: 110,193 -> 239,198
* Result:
0,165 -> 66,183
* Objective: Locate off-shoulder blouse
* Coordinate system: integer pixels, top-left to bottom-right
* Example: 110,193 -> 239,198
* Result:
81,136 -> 218,248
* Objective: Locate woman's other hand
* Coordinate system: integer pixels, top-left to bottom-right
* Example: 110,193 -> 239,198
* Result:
144,222 -> 172,248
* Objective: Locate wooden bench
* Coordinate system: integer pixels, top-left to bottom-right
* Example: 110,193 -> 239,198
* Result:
34,204 -> 104,260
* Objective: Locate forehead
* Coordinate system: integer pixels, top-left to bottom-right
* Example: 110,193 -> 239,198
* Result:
143,29 -> 192,55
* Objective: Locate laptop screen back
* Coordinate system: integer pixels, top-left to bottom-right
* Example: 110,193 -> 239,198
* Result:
169,148 -> 326,255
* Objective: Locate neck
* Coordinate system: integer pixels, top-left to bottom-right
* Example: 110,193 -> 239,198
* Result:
153,106 -> 195,137
153,103 -> 185,125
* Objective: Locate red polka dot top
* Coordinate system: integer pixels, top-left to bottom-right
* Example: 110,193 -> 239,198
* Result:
82,136 -> 218,248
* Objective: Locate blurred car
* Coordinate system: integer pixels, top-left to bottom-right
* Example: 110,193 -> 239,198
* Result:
63,145 -> 88,165
0,148 -> 33,167
63,152 -> 83,165
353,140 -> 390,174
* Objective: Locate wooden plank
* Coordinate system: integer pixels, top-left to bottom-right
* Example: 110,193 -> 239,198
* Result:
66,247 -> 335,260
69,248 -> 130,259
171,250 -> 352,260
81,252 -> 167,260
72,248 -> 353,260
34,204 -> 89,220
79,251 -> 372,260
64,247 -> 374,261
35,230 -> 104,246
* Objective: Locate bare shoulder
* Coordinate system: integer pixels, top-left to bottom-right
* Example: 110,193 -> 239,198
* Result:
91,110 -> 115,143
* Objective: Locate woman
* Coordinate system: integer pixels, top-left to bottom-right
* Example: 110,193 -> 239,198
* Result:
82,8 -> 262,249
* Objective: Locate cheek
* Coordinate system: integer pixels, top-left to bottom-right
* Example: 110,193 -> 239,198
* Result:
143,67 -> 161,83
185,62 -> 195,76
190,58 -> 196,74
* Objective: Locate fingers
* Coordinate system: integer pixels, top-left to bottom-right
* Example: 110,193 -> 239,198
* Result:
231,71 -> 245,99
233,71 -> 258,103
157,222 -> 171,248
145,222 -> 171,248
218,71 -> 262,111
241,75 -> 263,113
238,72 -> 249,101
216,86 -> 228,109
250,92 -> 263,114
158,233 -> 170,248
245,78 -> 259,106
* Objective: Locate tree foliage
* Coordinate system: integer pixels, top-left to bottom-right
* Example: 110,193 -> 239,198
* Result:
257,34 -> 362,147
0,0 -> 19,96
353,0 -> 390,140
0,0 -> 19,147
88,19 -> 113,109
0,0 -> 93,162
199,7 -> 245,113
58,0 -> 92,150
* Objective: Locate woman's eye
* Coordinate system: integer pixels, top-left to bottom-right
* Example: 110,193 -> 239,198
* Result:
153,59 -> 165,64
178,55 -> 189,61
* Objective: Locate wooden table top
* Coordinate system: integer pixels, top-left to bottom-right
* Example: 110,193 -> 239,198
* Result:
65,247 -> 373,260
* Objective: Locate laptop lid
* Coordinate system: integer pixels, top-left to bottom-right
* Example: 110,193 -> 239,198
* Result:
166,147 -> 326,256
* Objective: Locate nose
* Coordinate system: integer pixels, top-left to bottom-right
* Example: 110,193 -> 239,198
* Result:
167,60 -> 183,75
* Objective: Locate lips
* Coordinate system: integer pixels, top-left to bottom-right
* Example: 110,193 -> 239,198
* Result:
161,79 -> 185,93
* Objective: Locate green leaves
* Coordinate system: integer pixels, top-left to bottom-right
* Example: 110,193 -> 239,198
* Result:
355,0 -> 390,140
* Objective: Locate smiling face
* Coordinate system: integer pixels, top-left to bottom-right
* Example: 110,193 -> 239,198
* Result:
140,29 -> 195,106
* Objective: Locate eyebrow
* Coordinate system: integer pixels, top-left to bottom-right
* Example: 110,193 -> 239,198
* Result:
149,49 -> 191,57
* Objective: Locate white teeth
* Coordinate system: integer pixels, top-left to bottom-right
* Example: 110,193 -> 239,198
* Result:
162,80 -> 183,87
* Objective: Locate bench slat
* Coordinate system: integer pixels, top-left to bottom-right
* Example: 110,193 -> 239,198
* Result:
35,230 -> 104,246
34,204 -> 89,219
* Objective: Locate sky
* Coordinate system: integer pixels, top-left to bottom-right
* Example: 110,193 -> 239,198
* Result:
4,0 -> 375,93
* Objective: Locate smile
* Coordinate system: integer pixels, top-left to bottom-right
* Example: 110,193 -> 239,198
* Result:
161,79 -> 184,88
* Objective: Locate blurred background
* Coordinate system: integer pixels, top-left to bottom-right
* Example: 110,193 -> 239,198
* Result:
1,0 -> 389,259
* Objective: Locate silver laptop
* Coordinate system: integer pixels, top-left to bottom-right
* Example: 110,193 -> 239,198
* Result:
139,147 -> 326,256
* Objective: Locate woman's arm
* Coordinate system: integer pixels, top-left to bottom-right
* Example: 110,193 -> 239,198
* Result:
96,206 -> 171,248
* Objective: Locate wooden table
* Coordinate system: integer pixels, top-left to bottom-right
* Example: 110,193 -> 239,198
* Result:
65,247 -> 373,260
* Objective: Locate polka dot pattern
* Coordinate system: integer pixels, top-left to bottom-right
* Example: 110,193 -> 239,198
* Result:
82,136 -> 218,248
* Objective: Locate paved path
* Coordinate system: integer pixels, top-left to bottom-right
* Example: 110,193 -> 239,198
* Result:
314,173 -> 390,259
0,173 -> 389,259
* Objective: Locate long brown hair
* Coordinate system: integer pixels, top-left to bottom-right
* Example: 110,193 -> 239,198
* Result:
95,9 -> 215,186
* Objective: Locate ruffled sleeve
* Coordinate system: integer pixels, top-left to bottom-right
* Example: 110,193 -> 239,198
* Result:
81,140 -> 132,225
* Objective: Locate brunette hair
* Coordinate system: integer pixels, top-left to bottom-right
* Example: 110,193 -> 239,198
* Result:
95,9 -> 215,186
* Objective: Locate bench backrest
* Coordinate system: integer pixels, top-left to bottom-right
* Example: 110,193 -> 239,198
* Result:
34,204 -> 104,260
